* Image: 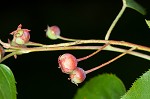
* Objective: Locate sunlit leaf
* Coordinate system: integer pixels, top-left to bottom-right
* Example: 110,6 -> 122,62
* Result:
121,69 -> 150,99
123,0 -> 146,15
74,74 -> 126,99
0,64 -> 17,99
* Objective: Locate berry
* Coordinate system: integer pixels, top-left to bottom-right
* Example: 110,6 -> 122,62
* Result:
69,67 -> 86,86
58,53 -> 77,74
46,25 -> 60,40
10,24 -> 30,45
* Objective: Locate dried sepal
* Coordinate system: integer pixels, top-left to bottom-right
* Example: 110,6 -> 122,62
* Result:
0,45 -> 5,60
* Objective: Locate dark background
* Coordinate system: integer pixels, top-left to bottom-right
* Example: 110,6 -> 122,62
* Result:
0,0 -> 150,99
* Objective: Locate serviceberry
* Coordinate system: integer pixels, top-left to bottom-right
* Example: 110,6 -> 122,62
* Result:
10,24 -> 30,45
58,53 -> 78,74
69,67 -> 86,86
46,25 -> 60,40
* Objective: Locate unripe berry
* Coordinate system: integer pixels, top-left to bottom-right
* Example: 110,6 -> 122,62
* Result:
69,67 -> 86,86
0,45 -> 5,60
46,25 -> 60,40
10,24 -> 30,45
58,53 -> 77,74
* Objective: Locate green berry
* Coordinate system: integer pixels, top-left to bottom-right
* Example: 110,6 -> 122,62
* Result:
46,25 -> 60,40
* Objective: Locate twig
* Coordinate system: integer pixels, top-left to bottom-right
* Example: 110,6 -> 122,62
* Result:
41,40 -> 150,52
77,43 -> 109,62
1,39 -> 150,62
85,47 -> 136,74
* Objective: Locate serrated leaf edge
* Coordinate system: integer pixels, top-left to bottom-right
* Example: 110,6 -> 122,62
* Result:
120,69 -> 150,99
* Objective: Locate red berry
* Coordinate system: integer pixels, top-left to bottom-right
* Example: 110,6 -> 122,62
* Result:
69,67 -> 86,86
46,25 -> 60,40
10,24 -> 30,45
58,53 -> 77,74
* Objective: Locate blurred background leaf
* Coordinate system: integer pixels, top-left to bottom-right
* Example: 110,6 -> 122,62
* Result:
0,64 -> 17,99
123,0 -> 146,15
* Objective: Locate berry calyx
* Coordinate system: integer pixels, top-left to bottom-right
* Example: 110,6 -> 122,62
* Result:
10,24 -> 30,45
46,25 -> 60,40
58,53 -> 78,74
69,67 -> 86,86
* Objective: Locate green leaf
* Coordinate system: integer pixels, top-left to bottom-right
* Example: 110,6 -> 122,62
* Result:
74,74 -> 126,99
145,19 -> 150,28
123,0 -> 146,15
121,69 -> 150,99
0,64 -> 17,99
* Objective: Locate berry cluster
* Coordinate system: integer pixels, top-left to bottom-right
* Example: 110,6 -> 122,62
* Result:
45,25 -> 86,85
0,24 -> 128,86
58,53 -> 86,86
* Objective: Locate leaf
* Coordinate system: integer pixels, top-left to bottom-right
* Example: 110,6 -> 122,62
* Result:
0,64 -> 17,99
74,74 -> 126,99
123,0 -> 146,15
145,19 -> 150,28
121,69 -> 150,99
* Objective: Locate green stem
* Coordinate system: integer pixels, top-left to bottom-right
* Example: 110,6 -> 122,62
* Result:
58,36 -> 81,42
106,46 -> 150,61
1,45 -> 150,63
105,4 -> 126,40
42,40 -> 150,52
1,39 -> 150,62
25,41 -> 45,47
14,46 -> 150,61
2,39 -> 150,52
